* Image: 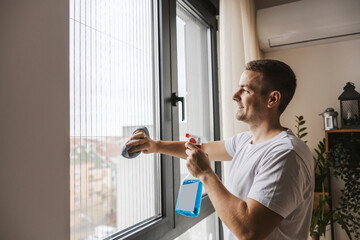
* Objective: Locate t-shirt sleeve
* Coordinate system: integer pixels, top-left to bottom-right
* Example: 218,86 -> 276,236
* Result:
225,135 -> 237,157
247,150 -> 306,218
225,132 -> 249,157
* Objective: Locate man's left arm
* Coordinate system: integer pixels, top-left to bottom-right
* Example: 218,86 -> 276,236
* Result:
185,142 -> 283,240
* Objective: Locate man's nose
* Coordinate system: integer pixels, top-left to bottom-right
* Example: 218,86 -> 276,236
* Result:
232,91 -> 240,101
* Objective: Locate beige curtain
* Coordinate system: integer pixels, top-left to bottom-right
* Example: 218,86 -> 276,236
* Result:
219,0 -> 262,179
219,0 -> 262,137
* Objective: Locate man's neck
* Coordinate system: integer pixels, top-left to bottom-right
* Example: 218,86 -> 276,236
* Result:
248,120 -> 285,144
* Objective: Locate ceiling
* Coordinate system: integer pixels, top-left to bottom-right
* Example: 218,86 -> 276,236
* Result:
254,0 -> 301,10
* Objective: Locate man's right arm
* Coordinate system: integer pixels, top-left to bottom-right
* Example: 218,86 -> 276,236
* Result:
126,131 -> 232,161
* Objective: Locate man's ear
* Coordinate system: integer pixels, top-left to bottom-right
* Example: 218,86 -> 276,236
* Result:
268,91 -> 281,109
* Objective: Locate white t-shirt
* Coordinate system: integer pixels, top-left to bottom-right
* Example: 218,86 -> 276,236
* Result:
224,129 -> 314,240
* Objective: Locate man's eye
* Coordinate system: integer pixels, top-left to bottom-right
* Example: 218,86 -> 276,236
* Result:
238,89 -> 249,94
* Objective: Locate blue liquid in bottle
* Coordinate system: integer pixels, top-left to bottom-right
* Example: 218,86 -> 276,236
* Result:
176,179 -> 203,217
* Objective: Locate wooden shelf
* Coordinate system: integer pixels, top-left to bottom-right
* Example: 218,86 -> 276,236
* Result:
325,129 -> 360,152
325,129 -> 360,133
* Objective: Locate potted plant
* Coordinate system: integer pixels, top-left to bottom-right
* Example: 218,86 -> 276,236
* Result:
327,134 -> 360,239
310,139 -> 332,240
295,116 -> 352,240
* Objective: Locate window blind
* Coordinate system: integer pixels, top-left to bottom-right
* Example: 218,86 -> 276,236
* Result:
69,0 -> 161,239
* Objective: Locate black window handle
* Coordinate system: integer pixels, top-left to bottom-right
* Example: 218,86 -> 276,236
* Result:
171,92 -> 185,121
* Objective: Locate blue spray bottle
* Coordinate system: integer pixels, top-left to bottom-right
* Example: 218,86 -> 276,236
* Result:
175,133 -> 206,217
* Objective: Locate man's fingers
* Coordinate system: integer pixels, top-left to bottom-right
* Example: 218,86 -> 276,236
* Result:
186,159 -> 192,169
129,131 -> 147,141
184,142 -> 198,150
126,138 -> 147,147
185,148 -> 192,156
128,146 -> 141,154
128,142 -> 148,154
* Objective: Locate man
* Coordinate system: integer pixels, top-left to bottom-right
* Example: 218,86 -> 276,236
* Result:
126,59 -> 314,240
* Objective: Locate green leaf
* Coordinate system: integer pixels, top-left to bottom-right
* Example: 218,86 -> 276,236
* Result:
300,133 -> 308,139
299,127 -> 307,133
299,120 -> 306,125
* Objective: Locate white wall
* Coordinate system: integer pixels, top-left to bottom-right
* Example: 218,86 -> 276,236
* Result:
265,38 -> 360,151
265,38 -> 360,240
0,1 -> 69,240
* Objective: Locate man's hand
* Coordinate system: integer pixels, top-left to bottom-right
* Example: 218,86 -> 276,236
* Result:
126,130 -> 158,154
184,142 -> 213,179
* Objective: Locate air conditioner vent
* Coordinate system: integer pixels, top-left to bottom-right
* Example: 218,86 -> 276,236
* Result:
257,0 -> 360,51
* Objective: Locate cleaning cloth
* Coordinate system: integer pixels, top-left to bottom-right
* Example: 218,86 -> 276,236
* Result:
121,126 -> 150,159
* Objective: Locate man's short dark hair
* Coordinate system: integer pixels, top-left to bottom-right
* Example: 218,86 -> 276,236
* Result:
245,59 -> 297,114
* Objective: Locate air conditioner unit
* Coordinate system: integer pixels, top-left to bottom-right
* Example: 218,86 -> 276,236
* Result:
256,0 -> 360,52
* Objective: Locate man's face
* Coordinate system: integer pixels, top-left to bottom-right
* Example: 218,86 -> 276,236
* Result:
232,70 -> 268,123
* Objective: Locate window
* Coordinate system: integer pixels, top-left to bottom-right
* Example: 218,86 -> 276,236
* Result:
176,2 -> 215,187
69,0 -> 220,239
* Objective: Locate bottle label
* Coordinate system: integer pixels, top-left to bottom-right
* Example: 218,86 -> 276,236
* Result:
177,181 -> 199,211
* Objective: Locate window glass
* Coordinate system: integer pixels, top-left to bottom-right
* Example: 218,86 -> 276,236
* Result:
176,2 -> 215,185
69,0 -> 160,239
